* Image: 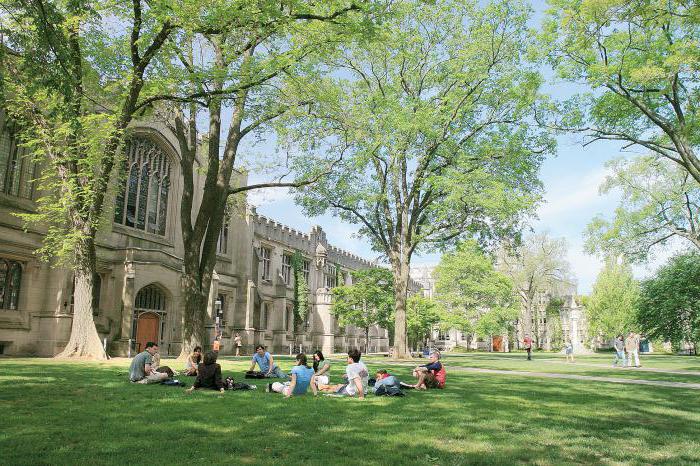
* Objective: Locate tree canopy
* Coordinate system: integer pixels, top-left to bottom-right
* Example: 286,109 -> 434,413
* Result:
638,251 -> 700,353
585,155 -> 700,262
543,0 -> 700,184
331,268 -> 394,352
285,0 -> 550,356
586,258 -> 640,339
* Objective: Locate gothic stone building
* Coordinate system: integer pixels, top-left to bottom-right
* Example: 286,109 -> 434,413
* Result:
0,110 -> 389,356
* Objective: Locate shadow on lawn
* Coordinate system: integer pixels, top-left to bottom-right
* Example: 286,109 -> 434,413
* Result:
1,361 -> 699,465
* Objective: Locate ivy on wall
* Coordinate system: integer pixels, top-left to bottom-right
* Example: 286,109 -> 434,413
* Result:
291,251 -> 310,330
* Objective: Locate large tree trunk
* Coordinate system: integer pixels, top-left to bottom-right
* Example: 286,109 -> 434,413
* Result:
56,238 -> 106,359
179,270 -> 210,359
391,257 -> 410,359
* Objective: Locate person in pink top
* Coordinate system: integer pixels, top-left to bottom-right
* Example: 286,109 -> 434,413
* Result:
523,335 -> 533,360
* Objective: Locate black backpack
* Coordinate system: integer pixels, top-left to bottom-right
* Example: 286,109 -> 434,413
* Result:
375,384 -> 405,397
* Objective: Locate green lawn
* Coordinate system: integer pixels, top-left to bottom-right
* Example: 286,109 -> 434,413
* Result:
1,355 -> 699,465
379,353 -> 700,384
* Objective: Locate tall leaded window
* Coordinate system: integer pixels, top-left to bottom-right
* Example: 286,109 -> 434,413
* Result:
302,259 -> 310,282
0,259 -> 22,310
217,220 -> 229,254
260,246 -> 271,281
324,263 -> 337,288
282,254 -> 292,285
0,110 -> 35,199
114,136 -> 171,236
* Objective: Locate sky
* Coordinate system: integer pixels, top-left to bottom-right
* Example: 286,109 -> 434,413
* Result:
240,2 -> 684,295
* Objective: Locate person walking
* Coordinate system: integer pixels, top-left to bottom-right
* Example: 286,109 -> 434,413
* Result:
523,335 -> 533,361
564,341 -> 574,363
626,332 -> 641,367
613,335 -> 626,367
234,333 -> 242,357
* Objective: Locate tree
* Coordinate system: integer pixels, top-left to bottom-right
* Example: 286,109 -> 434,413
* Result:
586,259 -> 639,340
474,306 -> 519,352
435,240 -> 517,348
543,1 -> 700,184
585,155 -> 700,262
331,268 -> 394,354
2,0 -> 181,358
406,294 -> 441,351
148,1 -> 379,356
497,233 -> 573,348
638,252 -> 700,354
286,0 -> 550,357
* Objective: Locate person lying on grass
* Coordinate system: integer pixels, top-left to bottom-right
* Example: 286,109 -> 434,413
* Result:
129,341 -> 169,384
372,369 -> 401,394
267,353 -> 317,398
183,346 -> 202,376
187,351 -> 224,394
411,351 -> 446,390
249,345 -> 287,378
312,350 -> 331,385
316,348 -> 368,399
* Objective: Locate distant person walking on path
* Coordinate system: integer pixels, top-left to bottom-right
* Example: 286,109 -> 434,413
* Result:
523,335 -> 533,360
613,335 -> 626,367
564,341 -> 574,363
626,332 -> 641,367
234,333 -> 242,356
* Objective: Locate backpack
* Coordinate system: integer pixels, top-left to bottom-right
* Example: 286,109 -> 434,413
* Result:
434,366 -> 446,388
375,384 -> 405,397
245,370 -> 266,379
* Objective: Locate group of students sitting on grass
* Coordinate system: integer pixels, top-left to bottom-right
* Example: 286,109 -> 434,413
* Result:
128,342 -> 446,398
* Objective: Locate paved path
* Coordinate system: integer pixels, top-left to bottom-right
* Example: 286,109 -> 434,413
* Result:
448,366 -> 700,390
385,361 -> 700,390
537,358 -> 700,376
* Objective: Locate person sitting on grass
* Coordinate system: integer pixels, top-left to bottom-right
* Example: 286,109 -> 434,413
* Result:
249,345 -> 286,378
372,369 -> 400,394
316,348 -> 368,399
267,353 -> 317,397
313,350 -> 331,385
184,346 -> 202,376
186,351 -> 224,394
411,351 -> 446,390
129,341 -> 169,384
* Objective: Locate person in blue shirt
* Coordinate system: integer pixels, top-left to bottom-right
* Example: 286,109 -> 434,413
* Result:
248,345 -> 286,378
267,353 -> 317,397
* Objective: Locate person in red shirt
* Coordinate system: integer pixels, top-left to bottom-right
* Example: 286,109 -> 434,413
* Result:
523,335 -> 533,360
411,351 -> 446,389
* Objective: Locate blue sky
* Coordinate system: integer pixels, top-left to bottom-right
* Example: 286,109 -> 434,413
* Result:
241,2 -> 681,294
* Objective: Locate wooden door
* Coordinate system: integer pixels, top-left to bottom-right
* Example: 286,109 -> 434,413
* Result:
492,335 -> 504,352
135,312 -> 159,353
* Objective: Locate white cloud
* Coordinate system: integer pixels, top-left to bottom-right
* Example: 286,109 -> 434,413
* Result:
247,186 -> 292,207
536,167 -> 611,221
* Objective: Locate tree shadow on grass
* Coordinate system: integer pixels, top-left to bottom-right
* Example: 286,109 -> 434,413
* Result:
1,360 -> 699,465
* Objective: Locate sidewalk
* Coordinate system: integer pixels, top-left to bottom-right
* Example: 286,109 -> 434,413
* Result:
450,366 -> 700,390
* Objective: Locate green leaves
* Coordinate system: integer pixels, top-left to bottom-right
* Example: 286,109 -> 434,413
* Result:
584,155 -> 700,262
331,268 -> 395,331
435,240 -> 517,336
638,252 -> 700,349
586,258 -> 640,338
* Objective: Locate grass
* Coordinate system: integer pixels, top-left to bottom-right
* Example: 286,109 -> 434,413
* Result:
1,354 -> 699,465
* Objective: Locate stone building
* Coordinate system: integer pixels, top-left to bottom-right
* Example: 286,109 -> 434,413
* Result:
410,265 -> 589,352
0,111 -> 389,356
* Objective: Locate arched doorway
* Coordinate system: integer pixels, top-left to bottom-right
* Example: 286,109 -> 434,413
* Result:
132,284 -> 167,353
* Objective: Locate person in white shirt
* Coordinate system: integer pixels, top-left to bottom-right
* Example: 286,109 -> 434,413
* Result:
316,348 -> 368,399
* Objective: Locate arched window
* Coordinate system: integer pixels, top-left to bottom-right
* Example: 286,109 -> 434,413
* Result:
0,259 -> 22,310
135,284 -> 166,312
0,110 -> 35,199
114,136 -> 171,236
132,285 -> 167,346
